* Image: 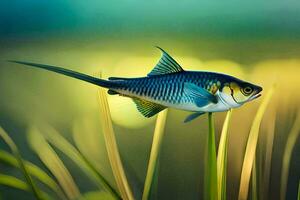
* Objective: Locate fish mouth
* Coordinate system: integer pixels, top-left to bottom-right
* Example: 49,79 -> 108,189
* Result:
249,93 -> 262,101
249,87 -> 263,101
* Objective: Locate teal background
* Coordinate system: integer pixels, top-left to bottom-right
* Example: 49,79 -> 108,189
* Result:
0,1 -> 300,200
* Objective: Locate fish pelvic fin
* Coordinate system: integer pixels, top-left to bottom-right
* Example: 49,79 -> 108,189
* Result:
184,112 -> 205,123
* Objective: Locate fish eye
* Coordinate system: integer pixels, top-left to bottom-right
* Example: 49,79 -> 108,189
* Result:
242,86 -> 253,95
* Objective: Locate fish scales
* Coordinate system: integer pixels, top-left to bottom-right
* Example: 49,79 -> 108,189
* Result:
113,72 -> 221,105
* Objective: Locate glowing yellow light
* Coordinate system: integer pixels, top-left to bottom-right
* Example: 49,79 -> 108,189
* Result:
203,60 -> 245,79
106,57 -> 158,128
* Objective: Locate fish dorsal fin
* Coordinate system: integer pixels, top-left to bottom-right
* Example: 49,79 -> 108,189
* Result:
147,47 -> 184,77
132,98 -> 166,118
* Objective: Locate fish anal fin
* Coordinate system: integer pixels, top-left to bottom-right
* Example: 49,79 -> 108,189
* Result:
132,98 -> 166,118
147,47 -> 184,76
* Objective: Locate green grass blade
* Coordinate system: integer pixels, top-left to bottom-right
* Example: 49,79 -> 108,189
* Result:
79,191 -> 115,200
280,113 -> 300,200
0,174 -> 29,191
0,174 -> 52,200
0,126 -> 46,200
142,109 -> 168,200
205,112 -> 218,200
297,181 -> 300,200
39,124 -> 120,199
98,88 -> 134,200
0,150 -> 66,200
217,109 -> 232,200
238,86 -> 274,200
27,127 -> 81,200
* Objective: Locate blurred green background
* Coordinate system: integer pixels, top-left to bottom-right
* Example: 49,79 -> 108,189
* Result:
0,0 -> 300,199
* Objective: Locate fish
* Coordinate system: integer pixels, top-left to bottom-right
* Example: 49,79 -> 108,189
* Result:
8,47 -> 263,123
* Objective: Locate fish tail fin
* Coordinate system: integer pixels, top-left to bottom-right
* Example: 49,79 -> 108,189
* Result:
8,60 -> 116,88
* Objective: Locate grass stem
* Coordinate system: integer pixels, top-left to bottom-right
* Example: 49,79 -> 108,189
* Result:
205,112 -> 218,200
98,88 -> 134,200
217,109 -> 232,200
262,108 -> 276,200
251,158 -> 257,200
142,110 -> 168,200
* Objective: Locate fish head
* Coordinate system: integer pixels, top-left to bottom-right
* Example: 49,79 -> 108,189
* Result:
220,80 -> 263,105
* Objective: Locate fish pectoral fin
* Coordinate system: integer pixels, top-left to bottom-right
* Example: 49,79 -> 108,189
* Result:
147,47 -> 184,77
184,83 -> 218,107
132,98 -> 166,118
184,112 -> 205,123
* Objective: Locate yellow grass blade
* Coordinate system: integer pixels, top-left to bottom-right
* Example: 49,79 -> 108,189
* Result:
39,124 -> 120,199
98,88 -> 134,200
217,109 -> 232,200
0,150 -> 66,200
0,126 -> 45,200
27,127 -> 81,200
142,109 -> 168,200
238,86 -> 275,200
251,158 -> 258,200
262,108 -> 276,200
280,113 -> 300,200
205,112 -> 218,200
